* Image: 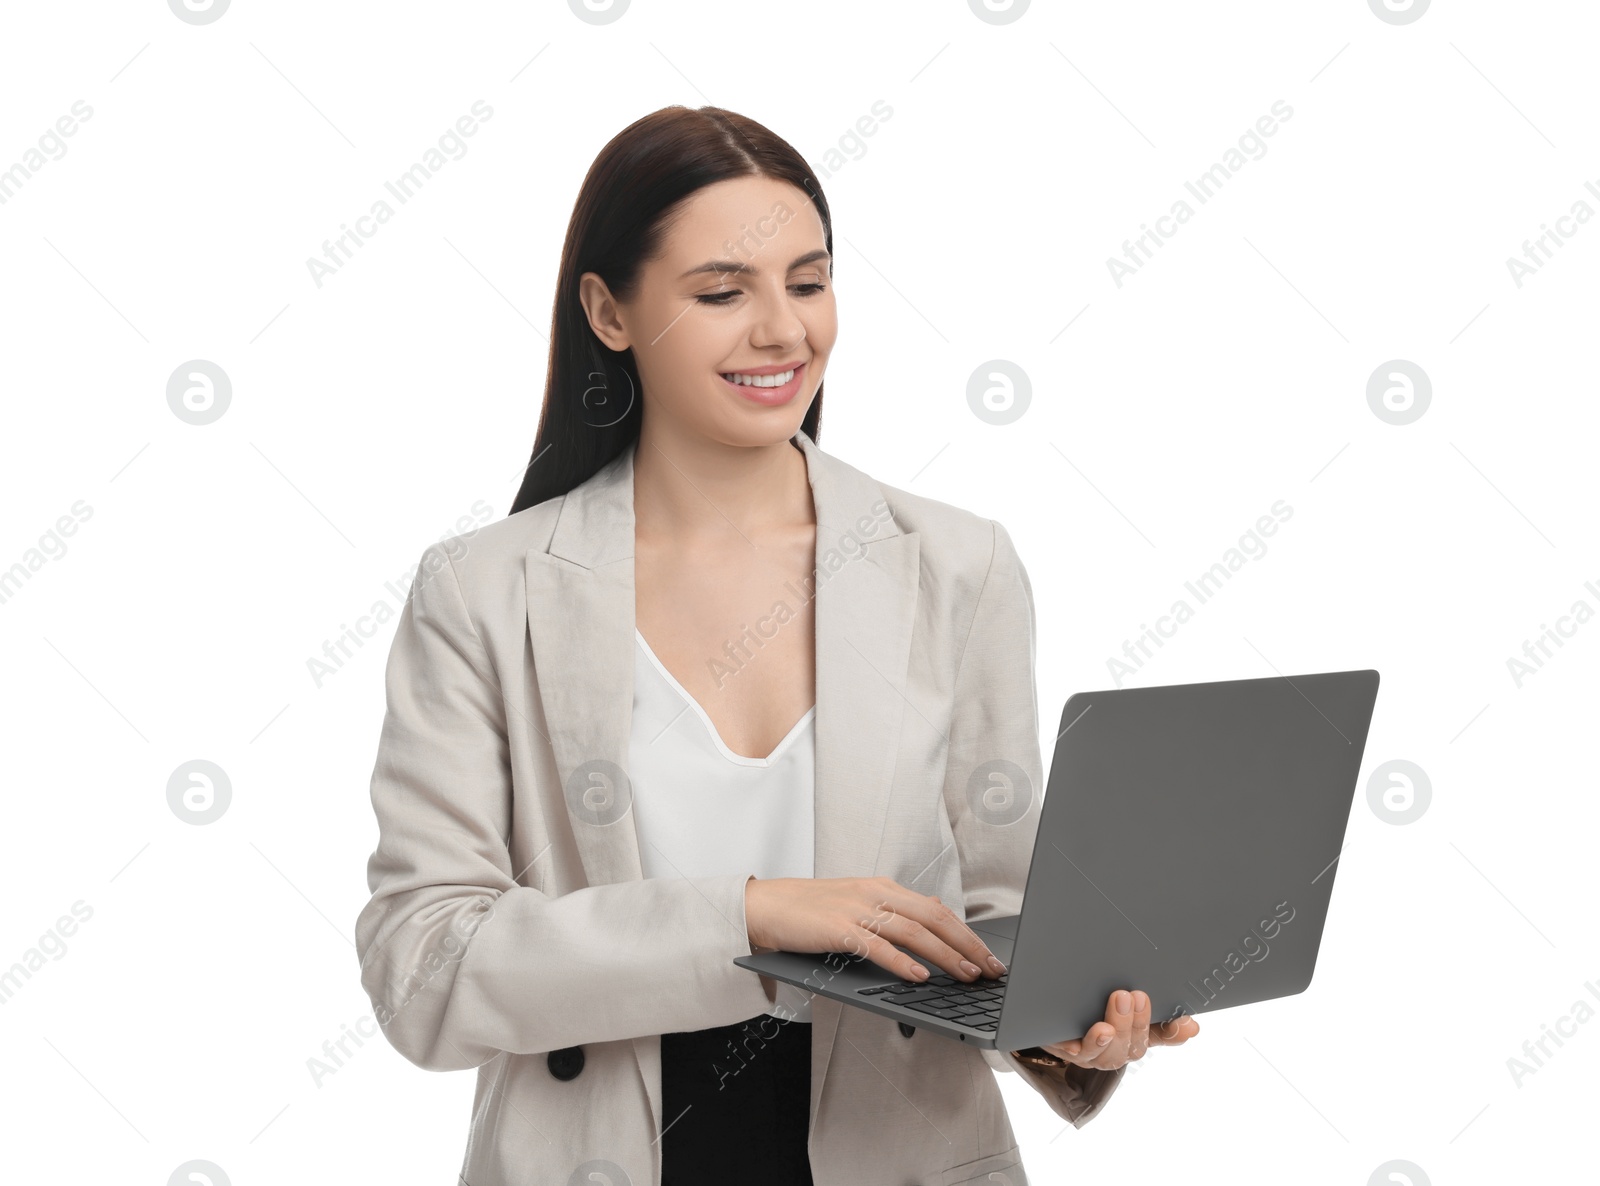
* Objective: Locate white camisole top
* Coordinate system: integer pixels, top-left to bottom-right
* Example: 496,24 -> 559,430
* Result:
629,628 -> 817,1023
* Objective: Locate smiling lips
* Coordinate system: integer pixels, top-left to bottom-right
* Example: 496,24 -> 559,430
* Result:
719,361 -> 807,405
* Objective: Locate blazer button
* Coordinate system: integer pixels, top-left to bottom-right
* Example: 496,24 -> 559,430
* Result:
898,1022 -> 916,1039
546,1045 -> 585,1081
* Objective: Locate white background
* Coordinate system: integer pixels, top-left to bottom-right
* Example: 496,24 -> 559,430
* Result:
2,1 -> 1595,1182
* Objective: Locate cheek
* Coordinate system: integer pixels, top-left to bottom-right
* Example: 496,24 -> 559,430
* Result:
638,304 -> 732,372
804,301 -> 840,352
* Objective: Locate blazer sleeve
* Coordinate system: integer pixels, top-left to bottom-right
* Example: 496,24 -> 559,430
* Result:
353,542 -> 772,1072
944,519 -> 1128,1130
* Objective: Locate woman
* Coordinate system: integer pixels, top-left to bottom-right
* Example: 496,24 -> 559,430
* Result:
354,105 -> 1198,1186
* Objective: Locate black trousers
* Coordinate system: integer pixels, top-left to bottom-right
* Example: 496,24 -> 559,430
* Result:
660,1013 -> 813,1185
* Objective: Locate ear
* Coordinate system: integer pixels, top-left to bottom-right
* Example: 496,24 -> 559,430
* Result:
577,272 -> 631,352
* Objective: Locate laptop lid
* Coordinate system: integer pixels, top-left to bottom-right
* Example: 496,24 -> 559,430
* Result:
993,668 -> 1379,1053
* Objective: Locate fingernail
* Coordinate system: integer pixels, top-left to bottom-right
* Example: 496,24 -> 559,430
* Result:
960,960 -> 981,977
988,956 -> 1007,973
1117,992 -> 1131,1014
1097,1034 -> 1112,1046
912,964 -> 929,979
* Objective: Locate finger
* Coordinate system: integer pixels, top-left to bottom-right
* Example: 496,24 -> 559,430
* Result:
870,881 -> 1003,983
1154,1016 -> 1200,1045
920,890 -> 1007,980
847,918 -> 934,984
1128,990 -> 1150,1060
1088,989 -> 1133,1069
1061,995 -> 1121,1068
1054,998 -> 1188,1067
850,908 -> 983,985
1084,1022 -> 1116,1060
1064,1019 -> 1118,1070
1048,1022 -> 1112,1066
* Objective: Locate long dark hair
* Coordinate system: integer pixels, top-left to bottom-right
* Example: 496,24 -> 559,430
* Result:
508,106 -> 831,517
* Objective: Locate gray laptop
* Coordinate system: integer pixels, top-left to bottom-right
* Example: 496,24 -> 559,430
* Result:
735,668 -> 1380,1052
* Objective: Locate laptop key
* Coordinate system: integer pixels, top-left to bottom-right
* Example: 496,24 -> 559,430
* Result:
883,988 -> 947,1005
904,1003 -> 965,1019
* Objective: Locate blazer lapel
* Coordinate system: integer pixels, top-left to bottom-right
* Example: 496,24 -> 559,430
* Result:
524,444 -> 640,889
524,428 -> 923,1132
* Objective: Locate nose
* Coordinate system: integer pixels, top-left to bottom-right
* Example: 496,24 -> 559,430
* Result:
747,285 -> 808,353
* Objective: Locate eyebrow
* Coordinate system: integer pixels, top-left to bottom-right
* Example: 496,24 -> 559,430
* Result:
679,248 -> 831,280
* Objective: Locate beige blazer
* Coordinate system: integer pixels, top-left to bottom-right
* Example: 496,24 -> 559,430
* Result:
354,429 -> 1126,1186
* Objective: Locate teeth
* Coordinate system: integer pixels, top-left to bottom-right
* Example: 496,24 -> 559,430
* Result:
721,368 -> 795,387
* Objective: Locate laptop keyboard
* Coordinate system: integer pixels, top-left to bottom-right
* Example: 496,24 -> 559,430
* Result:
857,971 -> 1007,1032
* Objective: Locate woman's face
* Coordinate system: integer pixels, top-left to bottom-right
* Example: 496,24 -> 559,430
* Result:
579,174 -> 837,447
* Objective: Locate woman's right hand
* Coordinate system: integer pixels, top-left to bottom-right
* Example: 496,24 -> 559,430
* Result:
744,875 -> 1008,986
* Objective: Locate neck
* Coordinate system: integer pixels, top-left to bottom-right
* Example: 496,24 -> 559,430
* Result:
632,419 -> 812,545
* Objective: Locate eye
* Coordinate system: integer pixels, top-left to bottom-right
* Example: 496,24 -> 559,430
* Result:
694,282 -> 828,306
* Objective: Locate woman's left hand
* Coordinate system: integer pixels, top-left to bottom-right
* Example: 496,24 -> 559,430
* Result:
1038,989 -> 1200,1071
